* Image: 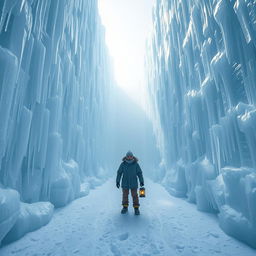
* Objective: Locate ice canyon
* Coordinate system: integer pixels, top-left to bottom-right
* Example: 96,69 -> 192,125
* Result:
0,0 -> 256,254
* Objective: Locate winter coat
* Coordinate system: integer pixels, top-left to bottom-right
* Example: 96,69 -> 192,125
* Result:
116,157 -> 144,189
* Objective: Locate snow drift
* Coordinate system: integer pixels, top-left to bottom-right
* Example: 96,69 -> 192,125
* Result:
146,0 -> 256,248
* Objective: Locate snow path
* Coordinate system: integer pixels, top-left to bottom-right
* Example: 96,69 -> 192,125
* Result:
0,178 -> 255,256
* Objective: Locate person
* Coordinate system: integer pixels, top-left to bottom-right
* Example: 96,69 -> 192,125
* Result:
116,151 -> 144,215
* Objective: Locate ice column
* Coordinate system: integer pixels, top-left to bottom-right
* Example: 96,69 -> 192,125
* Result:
0,0 -> 112,205
146,0 -> 256,247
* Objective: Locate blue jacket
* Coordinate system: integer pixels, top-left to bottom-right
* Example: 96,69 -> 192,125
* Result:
116,157 -> 144,189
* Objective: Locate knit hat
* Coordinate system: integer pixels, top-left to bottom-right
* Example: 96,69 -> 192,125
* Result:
126,151 -> 133,157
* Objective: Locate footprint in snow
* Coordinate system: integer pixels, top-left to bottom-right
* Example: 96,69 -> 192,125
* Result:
118,232 -> 129,241
175,244 -> 185,251
208,232 -> 219,238
103,232 -> 110,238
110,243 -> 121,256
30,237 -> 39,241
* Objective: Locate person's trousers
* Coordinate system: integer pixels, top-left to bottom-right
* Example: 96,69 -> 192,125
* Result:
122,188 -> 139,208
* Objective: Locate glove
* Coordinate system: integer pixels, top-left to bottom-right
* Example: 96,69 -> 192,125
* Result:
140,182 -> 144,187
116,182 -> 120,189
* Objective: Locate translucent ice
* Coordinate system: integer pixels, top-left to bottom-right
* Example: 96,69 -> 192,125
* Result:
2,202 -> 54,244
0,187 -> 20,245
0,0 -> 112,203
146,0 -> 256,247
0,0 -> 113,244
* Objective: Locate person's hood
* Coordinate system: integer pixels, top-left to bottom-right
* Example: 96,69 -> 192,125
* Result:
122,156 -> 138,163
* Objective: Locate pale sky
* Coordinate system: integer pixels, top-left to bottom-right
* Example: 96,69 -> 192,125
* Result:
98,0 -> 155,106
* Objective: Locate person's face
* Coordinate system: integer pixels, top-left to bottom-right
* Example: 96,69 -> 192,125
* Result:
127,155 -> 133,160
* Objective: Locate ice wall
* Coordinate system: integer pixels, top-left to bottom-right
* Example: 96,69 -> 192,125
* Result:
0,0 -> 112,205
146,0 -> 256,247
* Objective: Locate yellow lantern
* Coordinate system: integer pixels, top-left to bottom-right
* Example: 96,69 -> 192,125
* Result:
139,187 -> 145,197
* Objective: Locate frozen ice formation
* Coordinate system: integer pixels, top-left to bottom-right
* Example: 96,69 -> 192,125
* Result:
0,0 -> 112,244
0,0 -> 111,202
146,0 -> 256,248
0,187 -> 20,244
2,201 -> 54,244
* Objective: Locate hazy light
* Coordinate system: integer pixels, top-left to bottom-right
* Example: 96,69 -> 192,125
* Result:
98,0 -> 154,106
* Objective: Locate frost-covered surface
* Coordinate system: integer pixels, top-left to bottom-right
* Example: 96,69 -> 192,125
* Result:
0,0 -> 112,204
146,0 -> 256,247
1,178 -> 255,256
2,202 -> 54,244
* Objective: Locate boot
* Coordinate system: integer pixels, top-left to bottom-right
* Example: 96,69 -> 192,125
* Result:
121,206 -> 128,214
134,207 -> 140,215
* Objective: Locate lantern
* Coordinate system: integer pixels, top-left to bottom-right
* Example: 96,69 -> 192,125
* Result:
139,187 -> 145,197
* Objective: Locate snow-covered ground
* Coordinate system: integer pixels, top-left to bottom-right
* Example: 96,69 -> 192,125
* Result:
0,178 -> 255,256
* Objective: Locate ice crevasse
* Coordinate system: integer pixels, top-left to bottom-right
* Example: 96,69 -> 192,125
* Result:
0,0 -> 112,245
146,0 -> 256,248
